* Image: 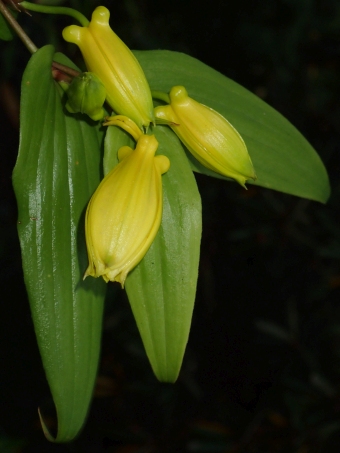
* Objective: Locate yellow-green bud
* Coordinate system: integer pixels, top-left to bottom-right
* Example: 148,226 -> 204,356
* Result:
62,6 -> 154,129
84,134 -> 170,287
65,72 -> 106,121
154,86 -> 256,188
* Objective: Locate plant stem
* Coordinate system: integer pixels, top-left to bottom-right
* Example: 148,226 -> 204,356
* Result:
0,0 -> 37,53
0,1 -> 82,80
19,1 -> 89,26
52,61 -> 80,79
151,91 -> 170,104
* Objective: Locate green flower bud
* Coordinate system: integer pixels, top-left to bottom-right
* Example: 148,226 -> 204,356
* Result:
154,86 -> 256,188
65,72 -> 106,121
63,6 -> 154,129
84,134 -> 170,287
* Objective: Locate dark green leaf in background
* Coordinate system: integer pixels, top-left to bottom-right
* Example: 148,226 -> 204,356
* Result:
104,125 -> 202,382
12,45 -> 106,442
134,50 -> 330,203
0,8 -> 16,41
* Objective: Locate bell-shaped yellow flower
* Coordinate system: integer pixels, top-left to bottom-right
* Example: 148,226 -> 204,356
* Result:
84,134 -> 170,286
154,86 -> 256,188
62,6 -> 154,129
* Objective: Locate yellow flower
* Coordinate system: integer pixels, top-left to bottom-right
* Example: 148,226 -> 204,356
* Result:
154,86 -> 256,188
62,6 -> 154,129
84,134 -> 170,287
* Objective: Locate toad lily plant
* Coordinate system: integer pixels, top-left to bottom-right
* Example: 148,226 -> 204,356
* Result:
154,85 -> 256,188
84,127 -> 170,286
62,6 -> 155,128
6,0 -> 330,443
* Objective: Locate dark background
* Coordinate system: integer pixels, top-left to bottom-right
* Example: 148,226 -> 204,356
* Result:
1,0 -> 340,451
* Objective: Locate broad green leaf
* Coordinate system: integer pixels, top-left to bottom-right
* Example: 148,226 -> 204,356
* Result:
0,8 -> 16,41
12,45 -> 106,442
134,50 -> 330,203
104,126 -> 202,382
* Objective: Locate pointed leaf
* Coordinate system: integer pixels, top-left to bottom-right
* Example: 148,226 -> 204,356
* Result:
134,50 -> 330,203
13,45 -> 106,442
104,125 -> 202,382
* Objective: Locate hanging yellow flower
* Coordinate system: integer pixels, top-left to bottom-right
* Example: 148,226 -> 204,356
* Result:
62,6 -> 154,129
154,86 -> 256,188
84,134 -> 170,287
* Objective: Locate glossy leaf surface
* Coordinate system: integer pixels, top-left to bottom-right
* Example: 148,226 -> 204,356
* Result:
13,46 -> 106,442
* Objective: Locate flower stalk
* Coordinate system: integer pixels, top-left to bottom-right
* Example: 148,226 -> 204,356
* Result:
19,1 -> 89,26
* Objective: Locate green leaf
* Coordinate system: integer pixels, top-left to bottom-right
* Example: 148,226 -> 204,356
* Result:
103,124 -> 134,174
104,125 -> 202,382
12,45 -> 106,442
134,50 -> 330,203
0,8 -> 16,41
